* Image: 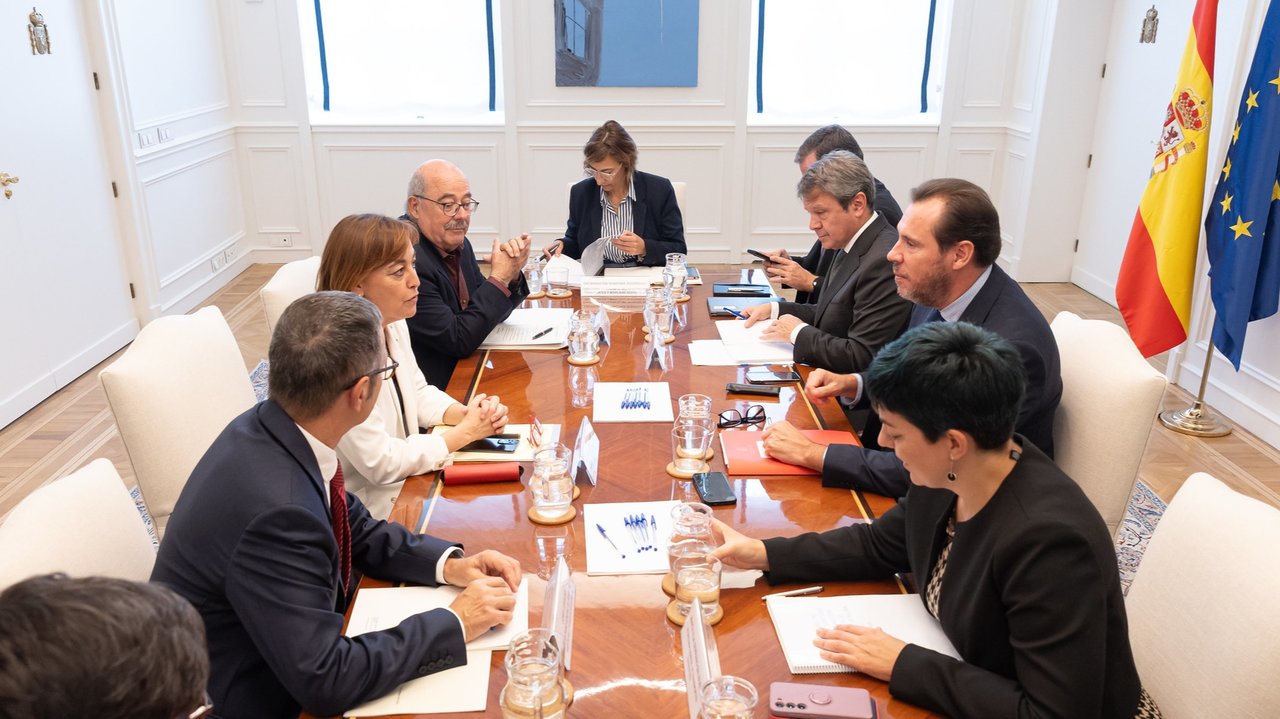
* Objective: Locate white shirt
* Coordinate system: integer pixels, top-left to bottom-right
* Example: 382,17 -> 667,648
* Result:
771,212 -> 882,345
337,320 -> 460,519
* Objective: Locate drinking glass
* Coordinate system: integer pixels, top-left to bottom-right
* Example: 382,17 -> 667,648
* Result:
677,393 -> 715,456
523,256 -> 545,296
546,267 -> 571,298
668,537 -> 716,575
568,365 -> 597,408
644,287 -> 674,341
669,502 -> 715,544
674,554 -> 722,619
567,310 -> 599,362
529,445 -> 574,520
699,676 -> 758,719
499,629 -> 566,719
671,424 -> 711,475
664,252 -> 689,301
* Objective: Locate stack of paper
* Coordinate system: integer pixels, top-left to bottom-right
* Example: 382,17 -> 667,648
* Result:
478,308 -> 572,350
580,277 -> 650,313
603,265 -> 704,285
688,321 -> 795,366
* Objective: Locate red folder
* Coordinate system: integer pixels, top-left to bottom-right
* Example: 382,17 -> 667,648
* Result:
440,462 -> 524,486
719,430 -> 860,476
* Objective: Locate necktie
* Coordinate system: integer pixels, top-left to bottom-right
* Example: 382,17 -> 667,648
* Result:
921,308 -> 944,324
442,252 -> 469,310
330,463 -> 352,590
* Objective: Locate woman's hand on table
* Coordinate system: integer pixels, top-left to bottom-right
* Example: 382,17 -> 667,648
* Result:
708,519 -> 769,571
814,624 -> 907,682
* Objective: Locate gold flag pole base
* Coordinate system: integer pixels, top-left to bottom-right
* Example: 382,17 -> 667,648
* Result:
1158,338 -> 1233,437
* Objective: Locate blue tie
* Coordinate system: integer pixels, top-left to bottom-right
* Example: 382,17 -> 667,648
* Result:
921,308 -> 944,324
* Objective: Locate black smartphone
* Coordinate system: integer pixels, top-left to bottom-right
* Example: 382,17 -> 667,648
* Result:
746,249 -> 772,262
693,471 -> 736,505
455,434 -> 520,453
746,368 -> 802,384
726,382 -> 782,397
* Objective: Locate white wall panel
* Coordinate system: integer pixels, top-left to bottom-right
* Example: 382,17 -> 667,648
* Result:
112,0 -> 229,128
245,142 -> 305,239
227,0 -> 288,108
956,0 -> 1017,112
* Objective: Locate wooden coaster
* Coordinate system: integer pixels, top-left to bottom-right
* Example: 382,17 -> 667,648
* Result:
666,599 -> 723,626
661,571 -> 676,597
567,354 -> 600,366
641,328 -> 675,344
675,445 -> 713,460
674,294 -> 691,304
526,290 -> 546,299
546,288 -> 573,299
562,677 -> 575,708
527,505 -> 576,526
573,485 -> 581,500
667,460 -> 708,479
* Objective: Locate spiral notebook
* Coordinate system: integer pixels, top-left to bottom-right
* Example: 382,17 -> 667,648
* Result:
766,593 -> 959,674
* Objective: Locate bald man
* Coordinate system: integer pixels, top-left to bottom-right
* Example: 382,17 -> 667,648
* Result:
401,160 -> 531,388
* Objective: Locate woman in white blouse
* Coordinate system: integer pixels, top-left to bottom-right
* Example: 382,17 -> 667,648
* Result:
317,213 -> 509,518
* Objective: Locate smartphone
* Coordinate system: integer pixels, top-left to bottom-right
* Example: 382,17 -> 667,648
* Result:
692,472 -> 736,505
726,382 -> 782,397
746,368 -> 802,384
768,682 -> 876,719
746,249 -> 772,262
455,434 -> 520,453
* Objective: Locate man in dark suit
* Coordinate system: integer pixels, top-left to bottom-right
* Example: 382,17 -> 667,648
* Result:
741,151 -> 912,374
764,125 -> 904,304
403,159 -> 530,389
761,178 -> 1062,497
151,292 -> 521,719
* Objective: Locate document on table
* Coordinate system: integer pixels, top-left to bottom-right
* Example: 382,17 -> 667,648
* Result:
766,593 -> 959,674
583,500 -> 679,574
478,308 -> 572,349
580,276 -> 650,313
344,581 -> 530,715
699,320 -> 795,364
603,265 -> 704,285
591,382 -> 675,423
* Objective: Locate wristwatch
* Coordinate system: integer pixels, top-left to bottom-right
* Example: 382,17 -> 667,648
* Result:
810,275 -> 821,293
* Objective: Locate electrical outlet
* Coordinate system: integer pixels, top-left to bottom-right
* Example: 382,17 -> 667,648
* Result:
223,246 -> 237,264
210,253 -> 226,272
270,235 -> 293,248
137,129 -> 157,148
158,127 -> 172,142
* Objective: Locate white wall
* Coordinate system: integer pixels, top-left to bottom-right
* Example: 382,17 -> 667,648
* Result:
87,0 -> 1280,444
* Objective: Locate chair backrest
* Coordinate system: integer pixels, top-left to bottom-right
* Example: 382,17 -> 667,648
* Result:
1050,311 -> 1166,537
99,306 -> 256,538
1126,473 -> 1280,718
260,256 -> 320,334
0,459 -> 155,589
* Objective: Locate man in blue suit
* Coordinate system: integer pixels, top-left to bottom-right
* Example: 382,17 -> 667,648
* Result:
403,159 -> 530,389
151,292 -> 521,719
761,178 -> 1063,498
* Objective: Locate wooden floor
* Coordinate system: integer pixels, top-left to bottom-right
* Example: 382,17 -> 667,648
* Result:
1,264 -> 1277,520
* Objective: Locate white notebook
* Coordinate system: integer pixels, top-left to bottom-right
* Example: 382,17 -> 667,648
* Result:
766,593 -> 960,674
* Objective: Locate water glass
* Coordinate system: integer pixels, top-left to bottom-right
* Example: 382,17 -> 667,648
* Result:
644,287 -> 674,340
500,629 -> 566,719
546,267 -> 571,298
568,310 -> 599,362
664,252 -> 689,301
669,501 -> 714,544
568,365 -> 596,408
677,394 -> 715,453
668,537 -> 716,575
671,424 -> 711,474
699,676 -> 758,719
674,554 -> 722,619
534,525 -> 573,580
529,445 -> 574,520
523,256 -> 545,296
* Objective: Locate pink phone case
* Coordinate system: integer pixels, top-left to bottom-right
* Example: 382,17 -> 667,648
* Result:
768,682 -> 876,719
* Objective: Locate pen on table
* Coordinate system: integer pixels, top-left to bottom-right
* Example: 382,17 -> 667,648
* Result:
761,585 -> 824,601
531,327 -> 554,340
719,306 -> 749,320
596,523 -> 625,558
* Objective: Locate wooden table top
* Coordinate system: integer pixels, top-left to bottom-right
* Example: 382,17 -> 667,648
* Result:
314,271 -> 937,719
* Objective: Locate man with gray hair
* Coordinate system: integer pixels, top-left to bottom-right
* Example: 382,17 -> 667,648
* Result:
742,151 -> 911,373
152,292 -> 522,719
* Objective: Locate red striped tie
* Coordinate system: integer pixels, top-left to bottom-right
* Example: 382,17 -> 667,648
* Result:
330,463 -> 352,590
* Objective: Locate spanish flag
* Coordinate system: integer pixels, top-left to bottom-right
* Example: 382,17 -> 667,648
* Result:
1116,0 -> 1219,357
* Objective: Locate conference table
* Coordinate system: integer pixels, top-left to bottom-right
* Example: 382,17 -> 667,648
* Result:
315,270 -> 939,719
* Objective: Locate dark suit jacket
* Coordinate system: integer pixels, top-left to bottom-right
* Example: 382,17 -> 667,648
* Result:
774,214 -> 911,373
151,400 -> 467,719
562,170 -> 686,266
793,177 -> 903,304
764,441 -> 1142,718
822,264 -> 1063,497
403,224 -> 528,389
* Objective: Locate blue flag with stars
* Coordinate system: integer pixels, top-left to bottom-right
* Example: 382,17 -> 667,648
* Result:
1205,0 -> 1280,369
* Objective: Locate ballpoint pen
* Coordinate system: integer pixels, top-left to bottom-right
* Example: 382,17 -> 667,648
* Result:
761,585 -> 824,601
719,307 -> 749,320
531,327 -> 554,340
596,523 -> 625,558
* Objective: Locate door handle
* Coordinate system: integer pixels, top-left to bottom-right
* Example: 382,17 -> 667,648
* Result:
0,172 -> 18,199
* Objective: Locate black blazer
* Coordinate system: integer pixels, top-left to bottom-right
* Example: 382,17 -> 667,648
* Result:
562,170 -> 686,266
793,177 -> 903,304
764,440 -> 1143,718
822,264 -> 1063,497
151,400 -> 467,718
774,214 -> 911,373
403,224 -> 528,389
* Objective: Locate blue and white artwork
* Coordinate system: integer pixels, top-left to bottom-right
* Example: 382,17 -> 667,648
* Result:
555,0 -> 699,87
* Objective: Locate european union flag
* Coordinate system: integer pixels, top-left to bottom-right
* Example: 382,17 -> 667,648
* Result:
1205,0 -> 1280,369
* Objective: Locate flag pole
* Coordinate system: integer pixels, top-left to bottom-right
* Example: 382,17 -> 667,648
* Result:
1158,339 -> 1232,436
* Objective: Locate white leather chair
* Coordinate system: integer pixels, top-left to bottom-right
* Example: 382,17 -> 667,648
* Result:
0,458 -> 155,589
100,306 -> 256,538
1126,473 -> 1280,717
1050,311 -> 1166,538
260,256 -> 320,334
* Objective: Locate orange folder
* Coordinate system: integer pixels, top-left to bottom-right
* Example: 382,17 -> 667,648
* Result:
718,430 -> 860,476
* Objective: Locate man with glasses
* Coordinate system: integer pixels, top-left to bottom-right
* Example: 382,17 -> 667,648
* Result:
0,573 -> 211,719
402,159 -> 531,388
152,292 -> 522,718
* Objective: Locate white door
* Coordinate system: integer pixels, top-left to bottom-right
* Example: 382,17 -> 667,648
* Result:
0,2 -> 137,428
1072,0 -> 1198,305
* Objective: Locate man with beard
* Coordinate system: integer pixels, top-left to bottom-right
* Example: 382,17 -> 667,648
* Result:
402,159 -> 530,389
759,178 -> 1062,497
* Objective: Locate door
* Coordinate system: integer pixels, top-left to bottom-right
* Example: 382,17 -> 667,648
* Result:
0,2 -> 137,428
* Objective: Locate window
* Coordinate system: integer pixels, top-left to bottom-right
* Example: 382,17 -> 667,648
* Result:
750,0 -> 950,122
297,1 -> 501,121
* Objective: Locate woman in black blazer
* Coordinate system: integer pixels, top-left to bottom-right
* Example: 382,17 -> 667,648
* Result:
712,322 -> 1158,719
545,120 -> 686,267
